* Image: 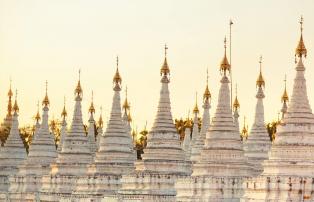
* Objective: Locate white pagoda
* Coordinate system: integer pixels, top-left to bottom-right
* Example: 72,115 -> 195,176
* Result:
9,83 -> 58,201
117,46 -> 191,201
176,39 -> 252,201
243,57 -> 271,175
243,17 -> 314,202
73,58 -> 136,200
0,93 -> 27,200
40,73 -> 93,201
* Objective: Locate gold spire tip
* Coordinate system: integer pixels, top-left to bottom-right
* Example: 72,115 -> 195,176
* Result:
161,44 -> 170,76
42,80 -> 50,107
75,70 -> 83,96
295,15 -> 307,58
233,84 -> 240,110
220,37 -> 231,74
256,55 -> 265,88
13,89 -> 19,113
89,91 -> 95,114
193,92 -> 199,114
281,74 -> 289,103
113,57 -> 122,85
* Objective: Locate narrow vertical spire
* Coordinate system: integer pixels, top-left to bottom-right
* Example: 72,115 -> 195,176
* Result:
220,37 -> 231,76
160,44 -> 170,78
89,91 -> 95,115
193,92 -> 199,114
35,100 -> 41,123
61,96 -> 67,121
233,84 -> 240,111
295,15 -> 307,60
42,80 -> 50,107
256,56 -> 265,88
13,89 -> 19,114
113,56 -> 122,91
7,78 -> 13,117
75,70 -> 83,98
281,75 -> 289,119
203,69 -> 211,103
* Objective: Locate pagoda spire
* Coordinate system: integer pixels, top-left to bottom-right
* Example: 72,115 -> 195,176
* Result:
7,78 -> 13,117
32,100 -> 41,141
96,106 -> 103,150
58,97 -> 67,152
192,38 -> 251,178
122,86 -> 132,138
243,57 -> 271,174
220,37 -> 231,76
182,110 -> 192,159
190,92 -> 201,162
94,57 -> 135,175
281,75 -> 289,119
87,91 -> 97,155
233,84 -> 240,131
41,81 -> 50,133
241,116 -> 248,141
295,16 -> 307,60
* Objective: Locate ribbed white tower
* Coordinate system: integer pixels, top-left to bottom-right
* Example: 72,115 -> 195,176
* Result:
176,38 -> 252,201
243,17 -> 314,202
182,115 -> 192,160
118,45 -> 191,201
87,92 -> 97,156
0,92 -> 26,200
40,72 -> 93,201
190,72 -> 212,163
9,83 -> 57,201
190,97 -> 200,162
243,57 -> 271,176
96,107 -> 104,150
74,58 -> 136,200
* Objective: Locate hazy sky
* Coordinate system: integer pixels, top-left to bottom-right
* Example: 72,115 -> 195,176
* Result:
1,0 -> 314,132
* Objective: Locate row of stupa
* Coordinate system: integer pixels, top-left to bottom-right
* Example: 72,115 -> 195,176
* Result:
0,17 -> 312,202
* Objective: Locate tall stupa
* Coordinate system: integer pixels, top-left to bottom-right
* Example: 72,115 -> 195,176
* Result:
73,57 -> 136,200
176,38 -> 252,201
0,92 -> 27,200
9,82 -> 58,201
40,72 -> 93,201
87,92 -> 97,156
0,80 -> 14,132
243,17 -> 314,202
243,57 -> 271,175
118,45 -> 191,201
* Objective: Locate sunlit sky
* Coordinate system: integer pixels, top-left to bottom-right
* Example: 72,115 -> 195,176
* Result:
1,0 -> 314,132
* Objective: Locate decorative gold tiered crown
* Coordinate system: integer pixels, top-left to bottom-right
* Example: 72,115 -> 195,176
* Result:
295,16 -> 307,59
113,56 -> 122,85
241,116 -> 248,139
61,97 -> 67,118
256,56 -> 265,88
75,70 -> 83,97
34,101 -> 41,121
7,79 -> 13,116
281,75 -> 289,103
13,89 -> 19,113
220,37 -> 231,75
98,106 -> 104,128
160,44 -> 170,76
193,92 -> 199,114
42,81 -> 50,107
203,69 -> 211,102
8,79 -> 13,97
89,91 -> 95,114
233,84 -> 240,111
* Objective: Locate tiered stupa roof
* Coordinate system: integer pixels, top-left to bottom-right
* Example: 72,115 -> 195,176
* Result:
40,72 -> 93,201
118,46 -> 191,201
244,17 -> 314,201
9,83 -> 57,200
243,57 -> 271,175
0,92 -> 26,194
176,39 -> 252,201
75,59 -> 136,199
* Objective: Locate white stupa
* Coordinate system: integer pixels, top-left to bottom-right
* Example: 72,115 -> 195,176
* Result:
182,115 -> 192,160
190,97 -> 201,163
96,107 -> 104,150
57,100 -> 68,153
40,72 -> 93,201
118,46 -> 191,201
74,58 -> 136,200
9,83 -> 57,201
87,92 -> 97,156
280,75 -> 289,120
190,73 -> 212,163
243,17 -> 314,202
176,39 -> 252,201
243,57 -> 271,175
122,86 -> 132,139
0,92 -> 27,200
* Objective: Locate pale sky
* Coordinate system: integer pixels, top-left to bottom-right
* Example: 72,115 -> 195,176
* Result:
0,0 -> 314,132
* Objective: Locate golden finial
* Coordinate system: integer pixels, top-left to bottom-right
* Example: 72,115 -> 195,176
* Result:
98,106 -> 104,128
295,16 -> 307,59
281,75 -> 289,103
241,116 -> 248,139
42,80 -> 50,107
113,56 -> 122,85
123,86 -> 130,111
34,100 -> 41,121
61,96 -> 67,118
160,44 -> 170,76
233,84 -> 240,111
89,91 -> 95,114
220,37 -> 231,75
75,69 -> 83,96
193,92 -> 199,114
184,110 -> 192,128
256,56 -> 265,88
203,69 -> 211,102
8,78 -> 13,97
13,89 -> 19,113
